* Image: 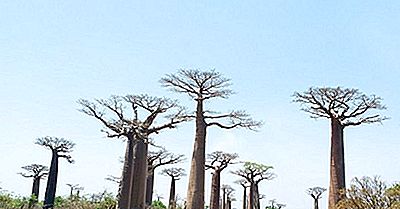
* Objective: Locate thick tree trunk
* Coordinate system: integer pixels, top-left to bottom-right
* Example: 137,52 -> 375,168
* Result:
314,198 -> 319,209
186,100 -> 206,209
209,171 -> 220,209
118,138 -> 135,209
129,138 -> 149,209
29,178 -> 40,207
43,151 -> 58,209
254,184 -> 260,209
328,118 -> 345,209
168,178 -> 176,209
145,170 -> 155,206
248,184 -> 254,209
227,198 -> 231,209
32,178 -> 40,199
242,187 -> 246,209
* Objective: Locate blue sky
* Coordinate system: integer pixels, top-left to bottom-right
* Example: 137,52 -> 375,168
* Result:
1,1 -> 400,208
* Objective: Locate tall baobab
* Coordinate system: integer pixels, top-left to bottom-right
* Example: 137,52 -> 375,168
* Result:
79,95 -> 189,209
146,148 -> 185,205
235,179 -> 250,209
18,164 -> 49,205
206,151 -> 238,209
161,168 -> 186,209
307,187 -> 326,209
35,137 -> 74,209
293,87 -> 387,209
232,162 -> 275,209
161,69 -> 262,209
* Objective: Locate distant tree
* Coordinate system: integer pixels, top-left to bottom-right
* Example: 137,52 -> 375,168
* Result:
293,87 -> 387,209
35,136 -> 74,209
66,184 -> 80,198
161,168 -> 186,209
161,69 -> 262,209
75,186 -> 84,198
265,199 -> 286,209
146,148 -> 185,206
232,162 -> 275,209
306,187 -> 326,209
79,94 -> 189,209
221,185 -> 235,209
235,179 -> 250,209
18,164 -> 49,206
206,151 -> 238,209
337,176 -> 400,209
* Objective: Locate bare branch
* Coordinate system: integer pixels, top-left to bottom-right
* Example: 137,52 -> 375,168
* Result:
306,187 -> 327,200
206,151 -> 238,172
161,69 -> 233,100
78,94 -> 190,141
293,87 -> 388,127
161,167 -> 186,180
19,164 -> 49,179
148,147 -> 185,172
231,162 -> 275,184
105,175 -> 121,184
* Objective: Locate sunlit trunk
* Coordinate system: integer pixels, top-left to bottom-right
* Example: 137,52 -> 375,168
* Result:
118,137 -> 135,209
129,138 -> 148,209
168,178 -> 176,209
43,151 -> 58,209
209,171 -> 220,209
186,100 -> 206,209
328,118 -> 345,209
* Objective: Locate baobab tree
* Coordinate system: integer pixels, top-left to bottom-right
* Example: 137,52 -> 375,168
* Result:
221,184 -> 235,209
66,183 -> 80,198
78,94 -> 189,209
235,179 -> 250,209
161,69 -> 262,209
206,151 -> 238,209
75,186 -> 84,198
35,136 -> 74,209
161,168 -> 186,209
293,87 -> 387,209
232,162 -> 275,209
18,164 -> 49,206
146,148 -> 185,206
307,187 -> 326,209
266,199 -> 286,209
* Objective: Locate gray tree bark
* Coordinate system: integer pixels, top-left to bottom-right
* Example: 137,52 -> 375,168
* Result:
209,171 -> 220,209
328,118 -> 345,209
43,151 -> 58,209
186,101 -> 206,209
